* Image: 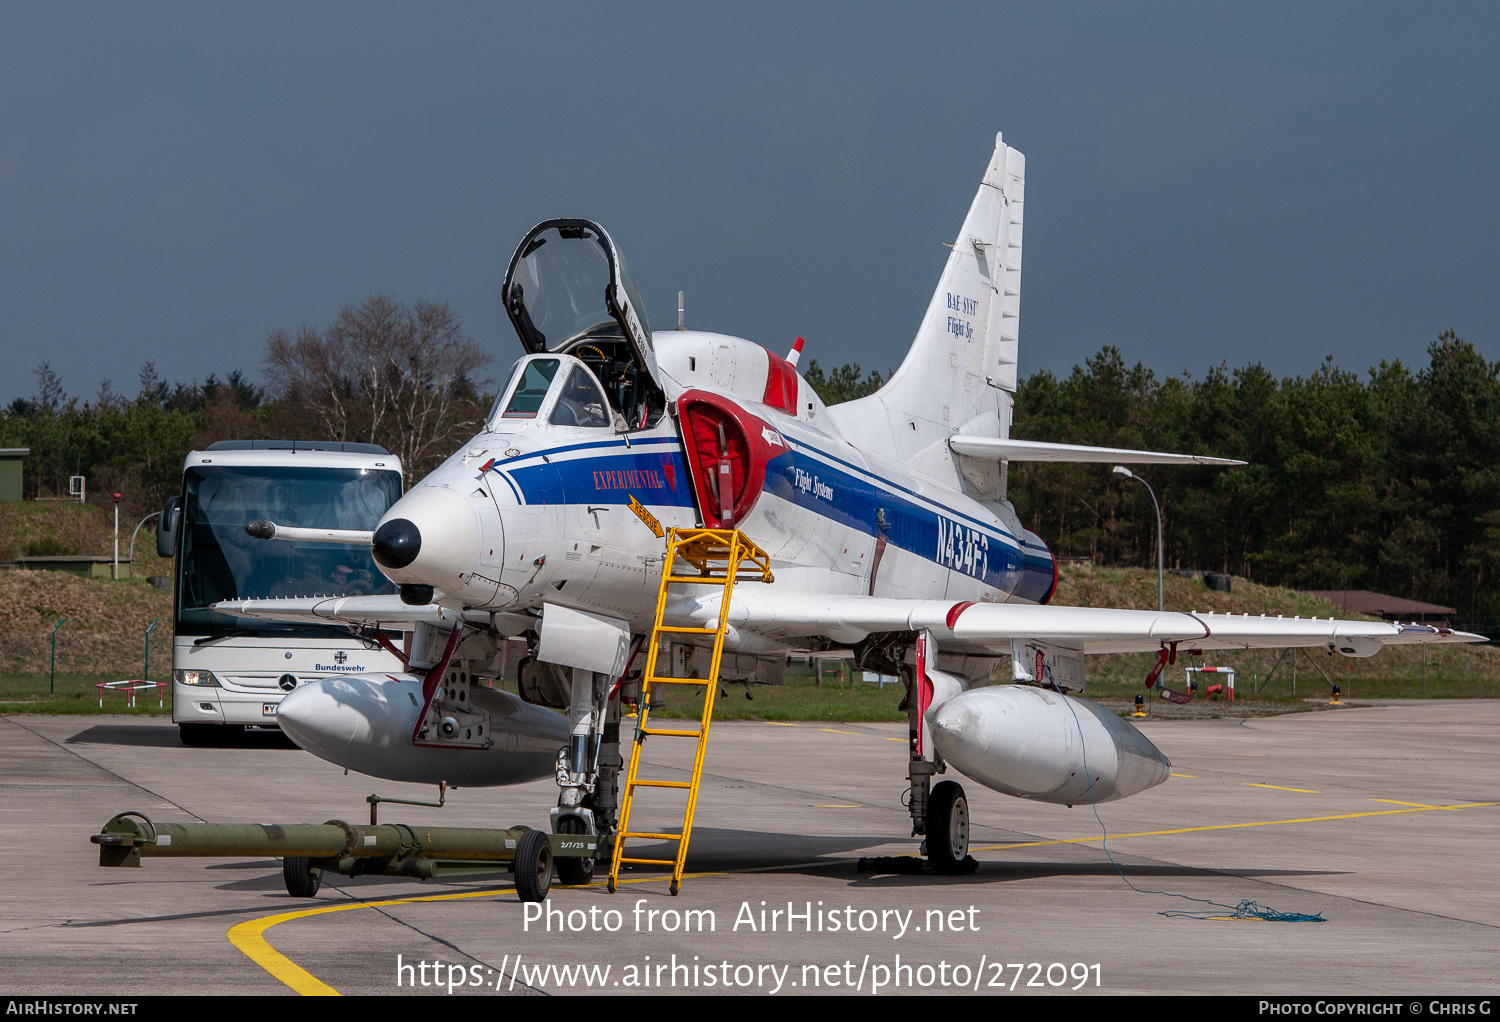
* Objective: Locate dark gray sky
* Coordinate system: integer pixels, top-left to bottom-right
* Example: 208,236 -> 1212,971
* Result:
3,2 -> 1497,406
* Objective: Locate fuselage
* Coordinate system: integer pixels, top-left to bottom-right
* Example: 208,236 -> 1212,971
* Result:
373,331 -> 1056,636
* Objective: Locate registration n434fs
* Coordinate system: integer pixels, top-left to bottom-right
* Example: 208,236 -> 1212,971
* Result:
214,133 -> 1482,881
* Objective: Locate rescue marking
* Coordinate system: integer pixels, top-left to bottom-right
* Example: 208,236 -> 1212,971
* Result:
627,494 -> 664,538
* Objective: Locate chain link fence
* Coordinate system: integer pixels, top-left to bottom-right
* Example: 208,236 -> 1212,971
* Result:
0,629 -> 165,683
1087,640 -> 1500,699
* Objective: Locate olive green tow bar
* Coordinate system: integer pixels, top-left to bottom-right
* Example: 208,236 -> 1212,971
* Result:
90,809 -> 600,903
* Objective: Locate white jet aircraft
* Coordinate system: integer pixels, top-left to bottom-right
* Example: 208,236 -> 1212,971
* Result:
218,133 -> 1482,883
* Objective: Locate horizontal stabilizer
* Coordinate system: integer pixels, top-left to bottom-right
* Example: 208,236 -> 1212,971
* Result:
949,436 -> 1245,466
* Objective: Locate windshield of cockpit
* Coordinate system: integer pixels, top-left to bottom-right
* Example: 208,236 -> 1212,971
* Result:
176,466 -> 402,637
509,226 -> 662,428
488,357 -> 617,430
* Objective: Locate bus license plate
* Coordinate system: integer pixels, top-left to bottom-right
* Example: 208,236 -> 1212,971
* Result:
262,703 -> 278,717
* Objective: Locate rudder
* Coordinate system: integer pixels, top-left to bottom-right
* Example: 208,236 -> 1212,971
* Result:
828,134 -> 1025,474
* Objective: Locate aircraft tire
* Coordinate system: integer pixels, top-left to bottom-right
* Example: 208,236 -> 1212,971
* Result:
515,829 -> 553,903
555,851 -> 594,886
283,856 -> 322,898
554,816 -> 594,886
925,780 -> 970,869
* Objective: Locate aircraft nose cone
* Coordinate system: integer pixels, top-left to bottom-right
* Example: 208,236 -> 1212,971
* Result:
372,518 -> 422,569
370,485 -> 480,587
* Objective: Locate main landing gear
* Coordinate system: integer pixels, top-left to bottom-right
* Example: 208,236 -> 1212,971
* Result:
925,780 -> 970,868
857,653 -> 978,877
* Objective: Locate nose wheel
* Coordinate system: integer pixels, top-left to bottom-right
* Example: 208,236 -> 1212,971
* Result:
554,815 -> 595,887
925,780 -> 970,870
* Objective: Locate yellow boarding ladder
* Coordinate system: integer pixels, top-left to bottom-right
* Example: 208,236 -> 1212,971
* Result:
607,527 -> 773,895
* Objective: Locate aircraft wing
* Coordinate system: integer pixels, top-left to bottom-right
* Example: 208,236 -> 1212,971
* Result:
212,595 -> 532,634
666,591 -> 1483,657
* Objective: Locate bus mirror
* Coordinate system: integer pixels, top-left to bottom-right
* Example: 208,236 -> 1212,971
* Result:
157,496 -> 181,559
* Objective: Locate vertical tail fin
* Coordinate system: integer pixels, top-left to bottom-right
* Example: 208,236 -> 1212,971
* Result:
828,134 -> 1025,472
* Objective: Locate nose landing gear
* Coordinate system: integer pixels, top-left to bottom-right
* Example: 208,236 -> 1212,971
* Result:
554,812 -> 596,886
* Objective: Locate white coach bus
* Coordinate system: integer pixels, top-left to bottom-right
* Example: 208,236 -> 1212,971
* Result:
155,440 -> 406,744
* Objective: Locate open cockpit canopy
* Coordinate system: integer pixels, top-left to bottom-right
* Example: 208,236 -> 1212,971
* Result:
502,219 -> 665,428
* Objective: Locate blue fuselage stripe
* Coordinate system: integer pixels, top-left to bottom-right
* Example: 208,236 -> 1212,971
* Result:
491,432 -> 1052,596
501,443 -> 698,508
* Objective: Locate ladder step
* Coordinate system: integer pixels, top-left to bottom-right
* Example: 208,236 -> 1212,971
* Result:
609,527 -> 776,896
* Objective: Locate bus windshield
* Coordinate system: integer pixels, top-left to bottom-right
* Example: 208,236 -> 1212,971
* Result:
176,465 -> 403,637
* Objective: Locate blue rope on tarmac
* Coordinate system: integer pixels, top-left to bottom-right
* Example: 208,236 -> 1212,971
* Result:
1054,673 -> 1326,923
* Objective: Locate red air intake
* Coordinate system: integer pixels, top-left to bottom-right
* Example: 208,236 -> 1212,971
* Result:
676,390 -> 773,528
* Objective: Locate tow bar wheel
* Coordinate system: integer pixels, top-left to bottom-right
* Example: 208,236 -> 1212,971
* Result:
515,829 -> 553,903
283,856 -> 323,898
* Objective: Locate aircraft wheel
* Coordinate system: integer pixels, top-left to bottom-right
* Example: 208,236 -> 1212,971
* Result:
925,780 -> 970,869
283,856 -> 322,898
515,830 -> 553,903
554,818 -> 594,886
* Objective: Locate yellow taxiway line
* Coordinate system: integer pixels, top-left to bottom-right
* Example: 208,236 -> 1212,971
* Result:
234,799 -> 1496,994
970,801 -> 1494,852
227,885 -> 521,996
227,870 -> 725,996
227,721 -> 1497,995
